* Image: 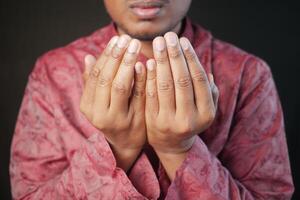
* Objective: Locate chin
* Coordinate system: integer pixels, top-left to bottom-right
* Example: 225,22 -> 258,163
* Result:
128,31 -> 163,41
119,22 -> 176,41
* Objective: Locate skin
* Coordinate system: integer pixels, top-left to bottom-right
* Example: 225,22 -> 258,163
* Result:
103,0 -> 192,57
145,34 -> 218,179
81,36 -> 147,171
80,0 -> 219,180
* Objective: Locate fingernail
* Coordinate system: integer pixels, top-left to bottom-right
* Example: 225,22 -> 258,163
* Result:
135,62 -> 143,74
84,54 -> 96,71
117,35 -> 130,48
165,32 -> 178,47
128,39 -> 139,54
109,36 -> 119,47
180,38 -> 190,50
153,37 -> 165,51
146,59 -> 155,71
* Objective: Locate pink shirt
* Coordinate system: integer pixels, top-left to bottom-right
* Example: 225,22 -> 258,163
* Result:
10,19 -> 294,199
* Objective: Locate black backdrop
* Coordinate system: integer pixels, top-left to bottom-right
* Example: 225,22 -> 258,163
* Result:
0,0 -> 299,199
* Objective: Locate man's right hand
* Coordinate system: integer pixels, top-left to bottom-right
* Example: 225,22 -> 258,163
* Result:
80,35 -> 147,172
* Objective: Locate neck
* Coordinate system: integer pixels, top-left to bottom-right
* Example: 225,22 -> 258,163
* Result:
116,22 -> 182,58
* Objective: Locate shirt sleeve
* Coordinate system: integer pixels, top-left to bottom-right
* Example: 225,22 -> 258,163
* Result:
164,57 -> 294,200
9,58 -> 147,200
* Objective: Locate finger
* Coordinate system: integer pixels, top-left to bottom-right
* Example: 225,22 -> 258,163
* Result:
110,39 -> 141,113
153,36 -> 175,115
95,36 -> 119,71
208,73 -> 219,110
130,61 -> 146,113
83,54 -> 96,85
93,34 -> 131,113
164,32 -> 194,114
80,61 -> 100,119
145,59 -> 158,116
179,37 -> 214,115
80,36 -> 118,110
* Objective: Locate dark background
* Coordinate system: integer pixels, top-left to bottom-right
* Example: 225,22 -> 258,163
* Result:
0,0 -> 299,199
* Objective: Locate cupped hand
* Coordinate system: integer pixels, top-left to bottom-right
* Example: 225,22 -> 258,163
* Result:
145,32 -> 219,155
80,35 -> 147,171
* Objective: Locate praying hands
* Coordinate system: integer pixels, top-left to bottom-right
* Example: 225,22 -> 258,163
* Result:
80,32 -> 219,180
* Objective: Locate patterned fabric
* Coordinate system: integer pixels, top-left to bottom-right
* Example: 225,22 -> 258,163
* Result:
10,19 -> 294,199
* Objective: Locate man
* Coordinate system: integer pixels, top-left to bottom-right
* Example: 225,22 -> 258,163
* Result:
10,0 -> 294,199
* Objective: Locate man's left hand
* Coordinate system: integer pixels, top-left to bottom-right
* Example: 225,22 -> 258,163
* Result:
145,32 -> 219,180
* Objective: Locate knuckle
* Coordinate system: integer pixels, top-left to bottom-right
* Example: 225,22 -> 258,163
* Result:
134,89 -> 144,98
156,115 -> 172,132
92,116 -> 106,130
112,81 -> 128,94
146,87 -> 157,98
147,91 -> 156,98
175,76 -> 191,88
98,75 -> 111,87
192,71 -> 207,83
103,47 -> 111,57
115,121 -> 130,131
158,80 -> 173,91
155,54 -> 169,65
184,49 -> 198,63
122,53 -> 135,66
135,74 -> 145,83
111,46 -> 124,60
158,124 -> 171,133
135,77 -> 144,84
147,73 -> 156,81
89,68 -> 100,79
168,47 -> 182,59
79,104 -> 89,117
202,111 -> 215,127
178,122 -> 193,135
133,85 -> 145,98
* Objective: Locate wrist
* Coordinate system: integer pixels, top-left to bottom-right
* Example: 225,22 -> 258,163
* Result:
151,136 -> 196,181
110,144 -> 142,172
155,150 -> 188,181
151,135 -> 196,155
